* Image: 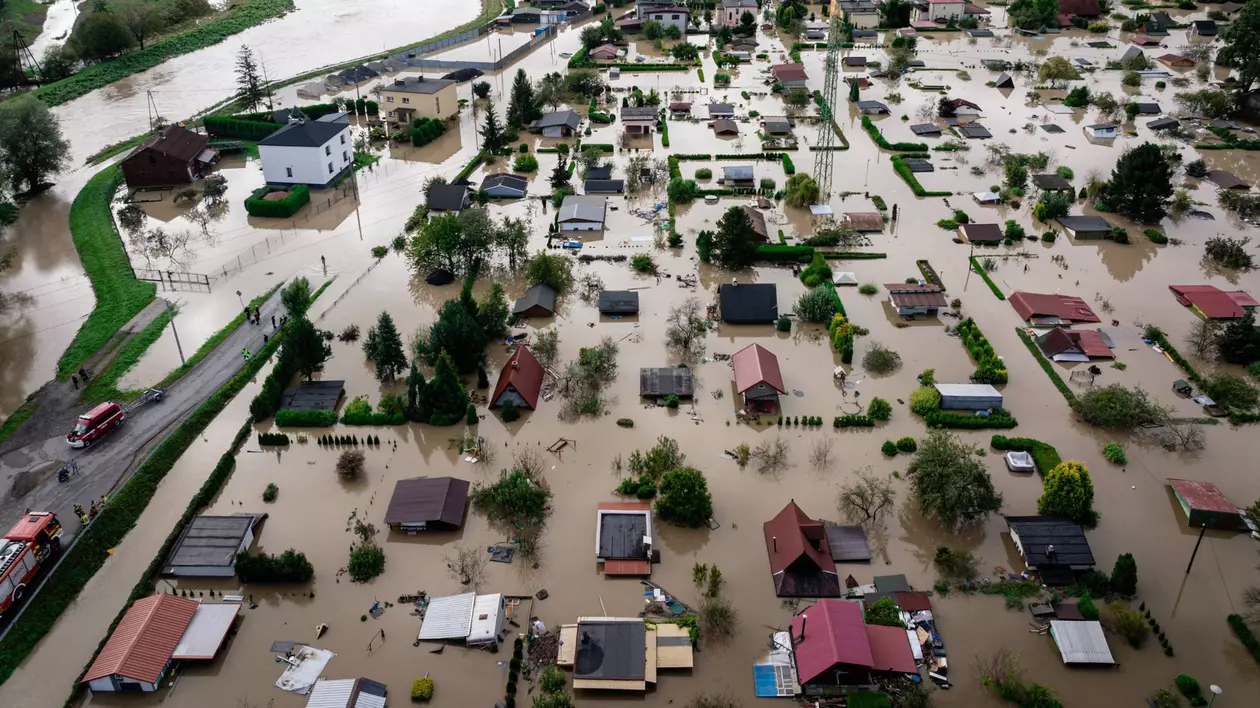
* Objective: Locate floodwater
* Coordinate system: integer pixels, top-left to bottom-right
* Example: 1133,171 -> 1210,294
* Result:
3,5 -> 1260,708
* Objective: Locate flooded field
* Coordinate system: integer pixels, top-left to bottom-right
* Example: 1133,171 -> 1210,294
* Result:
3,4 -> 1260,708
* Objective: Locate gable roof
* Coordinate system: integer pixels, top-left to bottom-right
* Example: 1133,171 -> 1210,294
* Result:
1191,20 -> 1217,34
621,106 -> 659,121
383,476 -> 470,527
559,194 -> 607,223
771,63 -> 808,82
1010,291 -> 1100,323
640,367 -> 694,397
491,344 -> 545,409
481,173 -> 528,194
259,118 -> 349,148
741,205 -> 769,240
789,600 -> 874,684
512,284 -> 557,317
531,110 -> 582,131
709,102 -> 735,116
909,123 -> 941,135
83,595 -> 199,684
1036,327 -> 1112,358
719,282 -> 777,323
856,100 -> 888,113
598,290 -> 640,314
885,283 -> 947,309
865,624 -> 918,673
590,43 -> 619,58
585,165 -> 613,181
1206,169 -> 1251,190
584,179 -> 626,194
1005,516 -> 1095,568
712,118 -> 740,135
127,125 -> 210,163
1169,284 -> 1259,318
960,223 -> 1003,242
723,164 -> 755,181
844,211 -> 883,231
1168,478 -> 1239,515
1147,116 -> 1180,130
1032,173 -> 1072,190
733,343 -> 785,393
960,123 -> 992,138
764,118 -> 792,134
764,500 -> 835,575
1058,0 -> 1100,14
427,184 -> 469,211
1056,215 -> 1112,232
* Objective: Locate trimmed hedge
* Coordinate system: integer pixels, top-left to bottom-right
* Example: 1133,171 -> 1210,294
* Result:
342,411 -> 407,425
245,185 -> 311,218
1227,614 -> 1260,665
411,117 -> 447,146
257,432 -> 290,446
782,153 -> 796,174
275,409 -> 338,427
924,408 -> 1018,429
235,549 -> 315,582
820,252 -> 888,260
861,116 -> 929,151
834,414 -> 876,428
969,255 -> 1005,300
991,435 -> 1061,476
890,154 -> 951,197
756,244 -> 814,262
956,318 -> 1008,384
1014,327 -> 1076,403
204,115 -> 281,140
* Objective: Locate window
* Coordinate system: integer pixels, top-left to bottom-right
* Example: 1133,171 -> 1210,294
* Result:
343,151 -> 348,162
340,134 -> 346,145
286,167 -> 293,178
328,162 -> 334,174
386,96 -> 394,103
671,14 -> 679,19
402,97 -> 410,104
325,145 -> 331,156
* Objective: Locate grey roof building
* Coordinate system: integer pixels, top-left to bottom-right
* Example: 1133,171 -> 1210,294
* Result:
162,514 -> 265,577
1032,173 -> 1072,191
639,367 -> 694,398
708,103 -> 735,118
585,165 -> 613,181
960,123 -> 993,139
1146,116 -> 1179,131
481,173 -> 528,198
558,195 -> 607,228
1005,515 -> 1096,586
529,110 -> 582,134
584,179 -> 626,194
513,283 -> 558,317
383,476 -> 470,532
909,123 -> 941,136
856,100 -> 889,114
723,165 -> 755,182
258,118 -> 350,148
385,75 -> 457,94
598,291 -> 640,314
427,184 -> 470,213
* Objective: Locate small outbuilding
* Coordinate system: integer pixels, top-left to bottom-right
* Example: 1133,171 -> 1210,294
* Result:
1189,19 -> 1217,36
481,173 -> 528,198
529,110 -> 582,137
994,72 -> 1014,88
558,195 -> 607,231
1049,621 -> 1115,666
903,158 -> 933,173
1005,515 -> 1095,586
512,284 -> 557,318
909,123 -> 941,136
885,283 -> 947,317
491,344 -> 546,409
639,367 -> 694,398
121,124 -> 218,190
1032,173 -> 1072,192
304,678 -> 388,708
934,383 -> 1003,411
960,222 -> 1003,243
960,123 -> 993,139
598,290 -> 639,315
708,102 -> 735,119
417,592 -> 505,646
844,212 -> 884,232
722,164 -> 756,188
585,178 -> 626,194
1168,284 -> 1259,319
1010,291 -> 1101,325
719,282 -> 777,323
597,501 -> 654,576
971,191 -> 1002,205
1035,327 -> 1114,361
1147,116 -> 1180,131
163,513 -> 264,577
427,184 -> 470,216
1056,215 -> 1113,239
83,595 -> 230,692
733,343 -> 785,413
712,118 -> 740,135
855,100 -> 889,115
383,476 -> 470,532
1168,478 -> 1249,531
1084,124 -> 1119,139
1206,169 -> 1252,191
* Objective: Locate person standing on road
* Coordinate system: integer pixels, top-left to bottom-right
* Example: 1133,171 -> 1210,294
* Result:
72,375 -> 78,389
271,314 -> 277,328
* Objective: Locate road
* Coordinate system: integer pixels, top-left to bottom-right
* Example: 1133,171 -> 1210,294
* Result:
0,288 -> 287,631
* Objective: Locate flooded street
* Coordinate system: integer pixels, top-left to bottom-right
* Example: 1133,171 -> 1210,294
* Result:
2,4 -> 1260,708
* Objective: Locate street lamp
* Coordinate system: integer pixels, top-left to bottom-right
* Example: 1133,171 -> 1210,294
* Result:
236,289 -> 244,310
1207,685 -> 1222,708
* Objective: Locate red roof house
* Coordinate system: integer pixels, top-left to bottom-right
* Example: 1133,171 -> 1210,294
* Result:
764,500 -> 840,597
1035,327 -> 1114,361
1009,291 -> 1101,326
1169,285 -> 1259,319
733,343 -> 785,413
83,595 -> 199,691
490,345 -> 544,410
1058,0 -> 1100,15
771,62 -> 809,85
789,599 -> 917,689
1168,478 -> 1248,531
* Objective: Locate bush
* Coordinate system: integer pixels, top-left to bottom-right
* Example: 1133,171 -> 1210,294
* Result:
262,483 -> 279,502
275,409 -> 338,427
244,184 -> 311,218
1038,461 -> 1096,524
1078,593 -> 1099,620
863,343 -> 902,374
257,432 -> 290,446
858,283 -> 878,295
910,387 -> 941,415
336,449 -> 366,479
347,543 -> 386,583
411,677 -> 435,702
631,253 -> 656,273
775,316 -> 791,332
663,394 -> 680,408
204,116 -> 279,140
655,467 -> 713,527
1102,442 -> 1126,465
1111,552 -> 1138,596
500,403 -> 521,422
1073,384 -> 1169,430
867,397 -> 892,421
695,167 -> 712,179
895,436 -> 917,453
513,154 -> 539,172
235,549 -> 315,582
882,440 -> 898,456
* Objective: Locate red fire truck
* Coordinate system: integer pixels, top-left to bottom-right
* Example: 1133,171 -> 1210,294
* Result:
0,512 -> 63,617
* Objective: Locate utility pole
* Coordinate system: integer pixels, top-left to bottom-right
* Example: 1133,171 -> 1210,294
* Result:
1185,525 -> 1208,574
261,57 -> 275,111
963,245 -> 974,291
163,299 -> 186,367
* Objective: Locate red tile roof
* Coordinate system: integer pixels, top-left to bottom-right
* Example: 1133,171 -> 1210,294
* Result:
764,500 -> 835,576
491,345 -> 545,410
1072,330 -> 1113,358
1168,478 -> 1237,514
865,624 -> 919,673
894,591 -> 933,612
1169,285 -> 1258,319
1059,0 -> 1100,14
1009,291 -> 1100,324
771,63 -> 808,82
789,600 -> 874,685
733,343 -> 785,394
83,595 -> 198,685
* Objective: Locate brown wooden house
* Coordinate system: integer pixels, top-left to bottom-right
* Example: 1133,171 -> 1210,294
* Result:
121,125 -> 218,190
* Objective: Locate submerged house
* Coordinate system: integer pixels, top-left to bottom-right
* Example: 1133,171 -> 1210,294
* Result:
733,343 -> 785,414
1004,516 -> 1096,586
530,110 -> 582,137
960,223 -> 1003,244
1009,291 -> 1101,326
597,290 -> 640,315
764,500 -> 841,597
121,125 -> 218,190
1168,284 -> 1259,319
513,284 -> 557,318
491,344 -> 545,409
1168,478 -> 1250,531
934,383 -> 1004,411
1056,215 -> 1113,239
719,282 -> 777,323
596,501 -> 654,576
383,476 -> 470,533
162,513 -> 265,577
885,283 -> 947,317
557,616 -> 693,690
417,592 -> 506,646
789,599 -> 918,693
639,367 -> 694,399
304,678 -> 389,708
1035,327 -> 1114,361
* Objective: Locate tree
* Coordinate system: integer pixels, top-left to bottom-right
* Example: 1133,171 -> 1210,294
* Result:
908,430 -> 1002,529
1106,143 -> 1174,223
40,44 -> 78,81
1036,191 -> 1071,221
666,297 -> 711,358
656,467 -> 713,527
837,468 -> 896,524
1037,56 -> 1078,88
495,215 -> 529,270
336,449 -> 366,479
1038,461 -> 1096,525
117,204 -> 147,234
506,69 -> 540,128
425,351 -> 469,424
696,229 -> 714,262
480,99 -> 507,153
1184,318 -> 1222,360
1008,0 -> 1060,30
796,282 -> 838,322
425,299 -> 488,373
712,206 -> 760,269
0,96 -> 71,194
1217,0 -> 1260,96
1204,372 -> 1260,409
644,20 -> 664,40
740,11 -> 756,32
1110,553 -> 1138,596
1074,384 -> 1171,429
406,361 -> 428,422
472,80 -> 492,100
1204,235 -> 1254,270
533,328 -> 560,370
121,3 -> 165,50
665,24 -> 682,40
849,80 -> 860,103
864,597 -> 905,627
283,317 -> 332,381
281,276 -> 313,318
671,42 -> 699,61
1174,89 -> 1234,119
409,213 -> 463,273
1217,310 -> 1260,364
784,173 -> 820,207
235,45 -> 265,111
364,311 -> 408,381
525,251 -> 575,293
72,11 -> 135,61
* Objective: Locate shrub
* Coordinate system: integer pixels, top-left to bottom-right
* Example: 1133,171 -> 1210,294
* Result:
895,436 -> 917,453
775,316 -> 792,332
867,397 -> 892,421
235,549 -> 315,582
1041,231 -> 1056,242
275,409 -> 338,426
500,403 -> 520,422
336,449 -> 367,479
1038,461 -> 1096,525
262,483 -> 279,502
631,253 -> 656,273
1102,442 -> 1126,465
1111,552 -> 1138,596
863,343 -> 902,374
1078,594 -> 1099,621
956,318 -> 1008,384
656,467 -> 713,527
664,394 -> 680,408
881,440 -> 898,456
513,154 -> 539,172
695,167 -> 712,179
412,677 -> 435,702
910,387 -> 941,416
858,283 -> 878,295
347,543 -> 386,583
257,432 -> 290,446
244,184 -> 311,218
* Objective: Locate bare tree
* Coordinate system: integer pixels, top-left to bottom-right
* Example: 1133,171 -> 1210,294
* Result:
750,437 -> 790,474
1183,318 -> 1222,360
1159,423 -> 1206,451
1243,586 -> 1260,626
666,297 -> 711,359
336,449 -> 366,479
837,467 -> 896,524
444,543 -> 489,588
809,438 -> 836,471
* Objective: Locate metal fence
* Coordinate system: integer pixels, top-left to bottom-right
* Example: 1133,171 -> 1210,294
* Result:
134,269 -> 213,289
410,25 -> 558,72
214,181 -> 359,277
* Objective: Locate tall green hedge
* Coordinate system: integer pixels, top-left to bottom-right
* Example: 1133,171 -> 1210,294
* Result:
756,244 -> 814,262
411,117 -> 447,146
244,185 -> 311,218
204,116 -> 281,140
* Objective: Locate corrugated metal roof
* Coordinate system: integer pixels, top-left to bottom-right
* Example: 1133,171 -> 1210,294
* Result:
172,603 -> 241,660
417,592 -> 476,640
1168,479 -> 1237,514
1050,620 -> 1114,664
934,383 -> 1002,399
306,678 -> 355,707
83,594 -> 199,684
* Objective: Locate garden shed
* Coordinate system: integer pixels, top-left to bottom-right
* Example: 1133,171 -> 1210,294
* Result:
1049,621 -> 1115,665
383,476 -> 470,532
1168,478 -> 1249,531
933,383 -> 1003,411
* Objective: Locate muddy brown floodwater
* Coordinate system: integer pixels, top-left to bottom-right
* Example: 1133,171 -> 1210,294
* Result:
3,5 -> 1260,708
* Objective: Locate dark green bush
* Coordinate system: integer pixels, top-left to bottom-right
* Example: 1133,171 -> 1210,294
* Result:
257,432 -> 290,446
923,408 -> 1018,429
895,436 -> 917,452
275,409 -> 338,426
881,440 -> 898,456
245,184 -> 311,218
834,415 -> 875,428
204,116 -> 280,140
235,549 -> 315,582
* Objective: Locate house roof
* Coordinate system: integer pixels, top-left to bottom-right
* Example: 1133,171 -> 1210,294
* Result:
418,592 -> 477,640
894,591 -> 933,612
844,212 -> 883,231
258,118 -> 349,148
719,282 -> 777,323
1147,116 -> 1180,130
1056,215 -> 1112,233
961,223 -> 1003,242
669,101 -> 692,112
585,179 -> 626,194
427,184 -> 469,211
733,343 -> 785,394
559,194 -> 607,223
1131,34 -> 1164,45
712,118 -> 740,135
994,71 -> 1014,87
741,205 -> 768,240
764,118 -> 792,135
709,102 -> 735,116
825,524 -> 871,561
1168,478 -> 1240,515
856,100 -> 888,113
598,290 -> 640,314
1119,46 -> 1144,63
598,502 -> 651,560
1032,173 -> 1072,190
943,97 -> 981,111
1132,102 -> 1161,114
764,500 -> 835,575
904,158 -> 933,172
1005,516 -> 1096,568
1158,53 -> 1192,66
789,600 -> 874,684
1169,284 -> 1259,318
1037,327 -> 1113,358
723,165 -> 755,181
305,678 -> 388,708
772,63 -> 808,82
865,624 -> 918,673
722,0 -> 758,6
127,125 -> 210,163
171,603 -> 241,660
164,514 -> 262,572
512,283 -> 558,316
384,76 -> 457,94
643,5 -> 690,14
639,367 -> 695,397
843,56 -> 867,66
621,106 -> 659,121
492,344 -> 545,408
1009,291 -> 1100,323
531,110 -> 582,131
586,165 -> 613,181
83,594 -> 199,684
960,123 -> 992,138
481,173 -> 528,194
885,283 -> 947,309
934,383 -> 1002,399
1207,170 -> 1251,190
909,123 -> 941,135
383,476 -> 470,527
1050,621 -> 1114,665
590,43 -> 619,58
575,619 -> 646,680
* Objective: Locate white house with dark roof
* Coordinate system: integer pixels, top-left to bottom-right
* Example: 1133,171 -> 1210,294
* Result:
719,0 -> 758,26
642,6 -> 690,34
258,114 -> 353,188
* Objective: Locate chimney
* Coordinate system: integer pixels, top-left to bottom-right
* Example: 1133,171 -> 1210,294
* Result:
1046,544 -> 1056,558
798,614 -> 807,642
772,537 -> 777,553
394,79 -> 405,87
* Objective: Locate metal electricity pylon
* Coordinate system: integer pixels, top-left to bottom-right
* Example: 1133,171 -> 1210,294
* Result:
812,1 -> 844,199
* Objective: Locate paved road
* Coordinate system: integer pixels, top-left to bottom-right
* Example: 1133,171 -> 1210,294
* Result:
0,289 -> 287,540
